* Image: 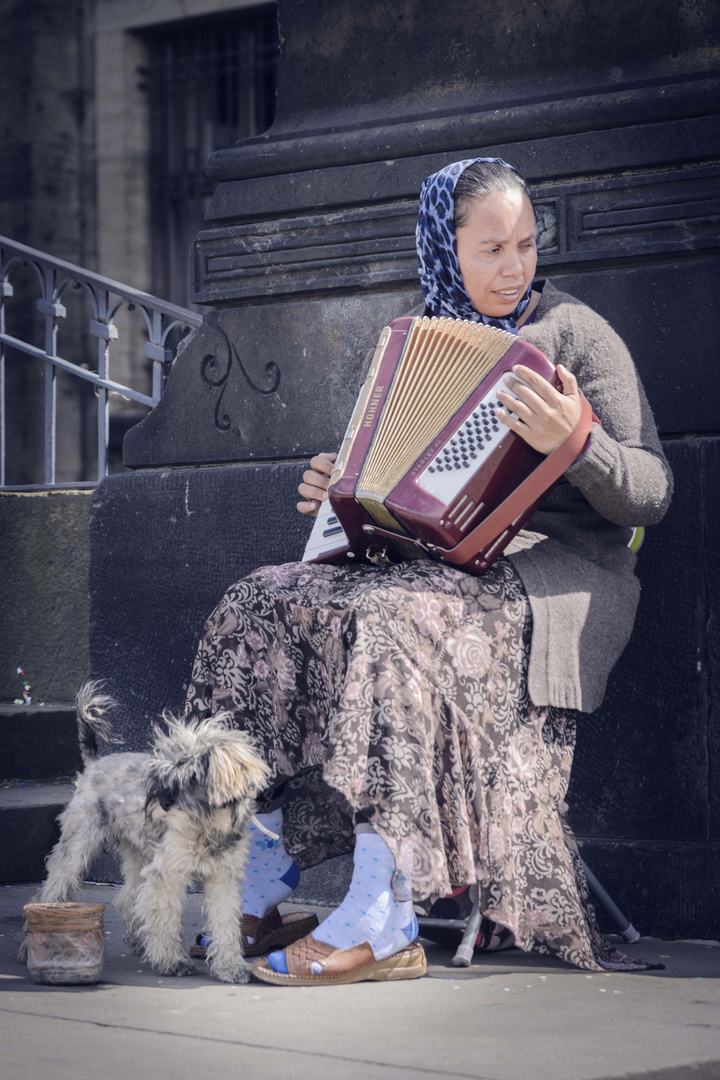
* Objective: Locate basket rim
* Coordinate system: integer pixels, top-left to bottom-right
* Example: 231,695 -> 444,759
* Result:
24,902 -> 105,914
24,902 -> 105,931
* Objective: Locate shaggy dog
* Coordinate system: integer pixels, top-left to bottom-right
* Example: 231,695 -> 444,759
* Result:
18,684 -> 271,984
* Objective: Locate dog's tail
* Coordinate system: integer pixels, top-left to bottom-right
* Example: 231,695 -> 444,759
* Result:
75,681 -> 124,766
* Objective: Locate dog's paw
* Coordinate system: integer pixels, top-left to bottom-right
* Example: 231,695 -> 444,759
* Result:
156,957 -> 197,977
171,958 -> 197,977
208,960 -> 252,985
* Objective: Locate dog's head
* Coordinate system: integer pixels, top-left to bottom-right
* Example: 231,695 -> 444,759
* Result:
143,711 -> 271,817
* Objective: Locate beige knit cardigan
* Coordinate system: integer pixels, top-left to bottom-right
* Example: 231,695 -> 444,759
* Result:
505,280 -> 673,711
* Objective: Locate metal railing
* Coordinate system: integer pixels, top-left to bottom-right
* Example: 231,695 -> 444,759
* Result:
0,236 -> 202,491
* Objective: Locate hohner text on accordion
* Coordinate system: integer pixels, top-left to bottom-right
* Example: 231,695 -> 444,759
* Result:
329,322 -> 393,488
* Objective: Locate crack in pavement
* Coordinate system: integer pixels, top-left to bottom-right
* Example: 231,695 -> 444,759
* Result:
0,1005 -> 497,1079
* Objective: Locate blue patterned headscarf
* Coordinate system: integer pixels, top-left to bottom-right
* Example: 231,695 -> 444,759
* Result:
416,157 -> 533,333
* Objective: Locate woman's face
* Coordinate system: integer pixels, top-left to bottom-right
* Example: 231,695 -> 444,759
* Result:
455,190 -> 538,318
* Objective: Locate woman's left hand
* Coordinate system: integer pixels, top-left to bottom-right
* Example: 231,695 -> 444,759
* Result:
495,364 -> 583,456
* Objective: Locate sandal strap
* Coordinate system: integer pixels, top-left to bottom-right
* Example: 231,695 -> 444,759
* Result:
284,933 -> 376,976
242,905 -> 282,944
284,934 -> 336,975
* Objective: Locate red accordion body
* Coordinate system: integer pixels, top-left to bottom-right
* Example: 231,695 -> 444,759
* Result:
303,315 -> 595,575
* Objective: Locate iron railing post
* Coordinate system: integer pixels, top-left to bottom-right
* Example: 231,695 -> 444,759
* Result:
0,276 -> 10,487
91,286 -> 116,483
38,266 -> 66,486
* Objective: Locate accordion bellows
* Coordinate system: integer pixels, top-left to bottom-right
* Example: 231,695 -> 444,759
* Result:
303,315 -> 594,576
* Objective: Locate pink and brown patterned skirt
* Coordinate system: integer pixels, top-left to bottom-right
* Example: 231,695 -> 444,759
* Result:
184,556 -> 649,972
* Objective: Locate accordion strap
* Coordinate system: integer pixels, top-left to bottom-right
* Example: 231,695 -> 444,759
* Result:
437,392 -> 596,565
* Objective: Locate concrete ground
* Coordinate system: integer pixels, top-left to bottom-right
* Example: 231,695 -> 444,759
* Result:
2,883 -> 720,1080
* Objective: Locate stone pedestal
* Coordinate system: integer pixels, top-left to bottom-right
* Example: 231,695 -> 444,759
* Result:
89,464 -> 310,748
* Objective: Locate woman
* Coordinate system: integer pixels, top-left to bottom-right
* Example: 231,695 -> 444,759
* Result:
185,158 -> 673,985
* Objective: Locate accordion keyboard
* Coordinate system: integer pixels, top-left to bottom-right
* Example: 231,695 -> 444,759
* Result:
302,498 -> 350,562
417,378 -> 525,504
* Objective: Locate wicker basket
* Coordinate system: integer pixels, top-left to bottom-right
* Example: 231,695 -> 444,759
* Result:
24,902 -> 105,985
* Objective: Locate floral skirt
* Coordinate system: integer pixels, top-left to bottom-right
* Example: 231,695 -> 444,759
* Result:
184,556 -> 649,972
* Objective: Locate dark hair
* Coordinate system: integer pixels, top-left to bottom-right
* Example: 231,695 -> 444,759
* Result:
453,161 -> 534,229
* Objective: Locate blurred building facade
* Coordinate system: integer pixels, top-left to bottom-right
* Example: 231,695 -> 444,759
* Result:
0,0 -> 277,484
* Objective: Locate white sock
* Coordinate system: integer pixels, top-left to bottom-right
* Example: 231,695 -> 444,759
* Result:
241,809 -> 299,941
311,831 -> 417,960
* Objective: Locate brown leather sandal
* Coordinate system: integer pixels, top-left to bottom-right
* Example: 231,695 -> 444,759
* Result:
190,906 -> 319,959
252,932 -> 427,986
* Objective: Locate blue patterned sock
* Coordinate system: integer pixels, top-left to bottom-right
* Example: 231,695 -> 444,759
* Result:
241,809 -> 298,942
267,830 -> 416,974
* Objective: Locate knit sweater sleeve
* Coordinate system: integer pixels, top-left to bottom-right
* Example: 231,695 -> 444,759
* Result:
556,304 -> 673,527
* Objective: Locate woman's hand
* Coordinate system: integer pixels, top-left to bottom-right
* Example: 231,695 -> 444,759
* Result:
297,452 -> 338,517
495,364 -> 583,456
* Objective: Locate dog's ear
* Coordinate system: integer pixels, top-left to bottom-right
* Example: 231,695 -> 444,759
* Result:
206,734 -> 271,807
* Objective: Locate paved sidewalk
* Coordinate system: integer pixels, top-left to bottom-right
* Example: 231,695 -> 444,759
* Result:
2,882 -> 720,1080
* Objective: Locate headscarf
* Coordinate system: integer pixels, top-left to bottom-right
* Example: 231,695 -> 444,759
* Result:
416,157 -> 533,334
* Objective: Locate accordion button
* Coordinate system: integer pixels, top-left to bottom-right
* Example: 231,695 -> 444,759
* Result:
428,467 -> 435,473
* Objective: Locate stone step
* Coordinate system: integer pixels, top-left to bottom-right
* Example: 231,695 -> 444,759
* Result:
0,779 -> 75,883
0,703 -> 82,781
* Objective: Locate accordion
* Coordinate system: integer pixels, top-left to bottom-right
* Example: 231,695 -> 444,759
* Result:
303,314 -> 595,576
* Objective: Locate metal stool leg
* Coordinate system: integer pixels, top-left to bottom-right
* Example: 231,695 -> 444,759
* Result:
580,857 -> 640,943
451,884 -> 482,967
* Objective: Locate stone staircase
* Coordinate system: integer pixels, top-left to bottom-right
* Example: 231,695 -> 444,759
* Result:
0,704 -> 81,883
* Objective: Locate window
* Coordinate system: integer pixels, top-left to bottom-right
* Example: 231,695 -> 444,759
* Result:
141,8 -> 278,307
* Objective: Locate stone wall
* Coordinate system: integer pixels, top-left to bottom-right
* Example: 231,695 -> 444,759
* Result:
0,491 -> 91,703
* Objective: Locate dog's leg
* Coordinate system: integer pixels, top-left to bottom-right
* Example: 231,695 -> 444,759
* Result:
17,797 -> 105,963
134,858 -> 195,977
203,856 -> 251,985
40,798 -> 105,903
116,845 -> 145,955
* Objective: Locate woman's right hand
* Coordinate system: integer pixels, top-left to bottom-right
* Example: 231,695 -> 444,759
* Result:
297,452 -> 337,516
